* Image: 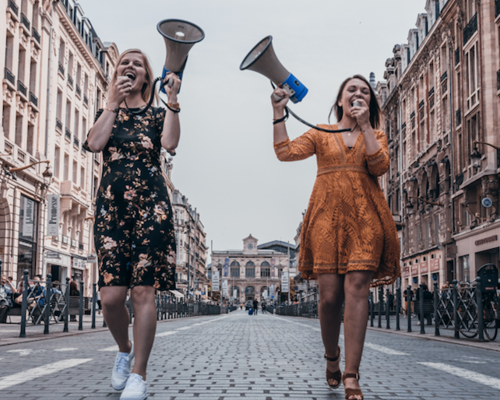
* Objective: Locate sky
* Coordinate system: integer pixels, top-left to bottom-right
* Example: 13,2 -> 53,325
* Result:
79,0 -> 427,257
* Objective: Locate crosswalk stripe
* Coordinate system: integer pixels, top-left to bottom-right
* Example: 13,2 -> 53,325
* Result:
177,327 -> 191,330
418,362 -> 500,390
0,359 -> 92,390
99,345 -> 118,352
156,331 -> 177,337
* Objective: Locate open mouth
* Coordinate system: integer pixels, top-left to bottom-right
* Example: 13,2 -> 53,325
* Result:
125,71 -> 136,81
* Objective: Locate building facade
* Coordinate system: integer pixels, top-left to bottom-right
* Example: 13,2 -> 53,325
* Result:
377,0 -> 500,290
0,0 -> 117,295
211,235 -> 295,304
172,189 -> 208,298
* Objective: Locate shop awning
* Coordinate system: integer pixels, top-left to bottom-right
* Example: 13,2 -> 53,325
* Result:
169,290 -> 184,298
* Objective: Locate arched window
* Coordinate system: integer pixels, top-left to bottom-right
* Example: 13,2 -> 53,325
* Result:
245,261 -> 255,278
245,286 -> 254,295
260,261 -> 270,277
230,266 -> 240,277
230,261 -> 240,267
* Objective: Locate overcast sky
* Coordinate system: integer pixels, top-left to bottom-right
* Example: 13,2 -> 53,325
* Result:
80,0 -> 426,257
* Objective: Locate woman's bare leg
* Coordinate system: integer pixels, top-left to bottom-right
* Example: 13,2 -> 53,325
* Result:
130,285 -> 157,380
317,273 -> 345,387
343,271 -> 374,400
100,286 -> 131,353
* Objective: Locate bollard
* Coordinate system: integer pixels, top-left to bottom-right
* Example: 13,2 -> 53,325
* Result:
476,277 -> 484,342
19,270 -> 29,338
396,287 -> 401,331
433,282 -> 440,336
452,280 -> 459,339
407,286 -> 412,332
44,273 -> 52,334
378,286 -> 383,328
370,291 -> 374,327
64,277 -> 70,332
419,284 -> 425,334
78,280 -> 84,331
128,290 -> 133,324
91,283 -> 97,329
386,288 -> 390,329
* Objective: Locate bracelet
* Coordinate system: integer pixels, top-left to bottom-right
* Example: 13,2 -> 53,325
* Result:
166,104 -> 180,113
168,102 -> 180,109
104,107 -> 119,114
273,107 -> 289,125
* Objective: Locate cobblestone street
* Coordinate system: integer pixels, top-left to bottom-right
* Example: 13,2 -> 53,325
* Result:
0,310 -> 499,399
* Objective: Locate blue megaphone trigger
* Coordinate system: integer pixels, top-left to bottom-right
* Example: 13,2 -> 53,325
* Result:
161,66 -> 184,94
282,73 -> 308,103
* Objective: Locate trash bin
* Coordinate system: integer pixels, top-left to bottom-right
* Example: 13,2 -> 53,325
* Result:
477,263 -> 498,293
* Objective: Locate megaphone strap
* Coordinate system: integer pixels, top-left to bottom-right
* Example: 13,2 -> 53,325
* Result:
273,108 -> 289,125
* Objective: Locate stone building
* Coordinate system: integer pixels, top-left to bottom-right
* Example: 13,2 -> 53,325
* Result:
172,189 -> 208,298
211,235 -> 295,304
377,0 -> 500,289
0,0 -> 117,295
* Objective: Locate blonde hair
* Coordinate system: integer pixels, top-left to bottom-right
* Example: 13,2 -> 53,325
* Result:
111,48 -> 158,106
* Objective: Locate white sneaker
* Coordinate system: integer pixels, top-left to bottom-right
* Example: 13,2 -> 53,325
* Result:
120,373 -> 148,400
111,342 -> 135,391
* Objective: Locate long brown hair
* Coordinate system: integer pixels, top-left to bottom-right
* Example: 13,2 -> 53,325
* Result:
328,74 -> 382,129
110,48 -> 158,106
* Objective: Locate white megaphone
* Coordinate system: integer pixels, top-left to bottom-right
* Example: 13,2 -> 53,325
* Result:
157,19 -> 205,92
240,36 -> 308,103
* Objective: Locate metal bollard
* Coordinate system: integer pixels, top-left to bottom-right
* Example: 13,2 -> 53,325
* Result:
386,288 -> 390,329
19,270 -> 29,338
433,282 -> 440,336
64,277 -> 70,332
476,277 -> 484,342
370,291 -> 374,327
78,280 -> 84,331
452,280 -> 459,339
407,286 -> 412,332
91,283 -> 97,329
419,284 -> 425,334
396,287 -> 401,331
44,273 -> 52,334
378,286 -> 383,328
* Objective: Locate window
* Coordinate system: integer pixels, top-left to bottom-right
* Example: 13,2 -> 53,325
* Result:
2,105 -> 11,139
74,109 -> 79,139
80,167 -> 85,190
18,48 -> 26,84
27,123 -> 34,155
15,115 -> 23,146
54,146 -> 60,178
82,117 -> 87,142
245,261 -> 255,278
73,161 -> 77,183
230,267 -> 240,278
260,267 -> 270,277
65,101 -> 72,131
56,90 -> 63,121
29,60 -> 37,94
64,154 -> 69,181
68,52 -> 74,76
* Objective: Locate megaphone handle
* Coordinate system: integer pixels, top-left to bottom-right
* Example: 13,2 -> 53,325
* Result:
167,78 -> 174,88
272,85 -> 293,103
272,92 -> 284,102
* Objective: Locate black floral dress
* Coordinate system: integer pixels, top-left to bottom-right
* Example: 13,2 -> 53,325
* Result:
84,107 -> 176,291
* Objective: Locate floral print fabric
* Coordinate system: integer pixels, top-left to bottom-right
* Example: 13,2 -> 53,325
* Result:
83,107 -> 176,290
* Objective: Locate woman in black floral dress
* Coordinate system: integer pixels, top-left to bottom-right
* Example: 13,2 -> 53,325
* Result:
84,48 -> 180,400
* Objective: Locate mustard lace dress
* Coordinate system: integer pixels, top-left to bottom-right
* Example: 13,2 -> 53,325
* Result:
274,125 -> 400,287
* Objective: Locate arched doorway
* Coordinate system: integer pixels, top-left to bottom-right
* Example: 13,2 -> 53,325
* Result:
245,286 -> 255,301
231,285 -> 240,300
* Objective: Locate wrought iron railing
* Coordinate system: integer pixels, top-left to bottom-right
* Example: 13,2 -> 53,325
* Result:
440,71 -> 447,82
32,27 -> 40,44
58,62 -> 65,76
56,118 -> 63,131
73,137 -> 80,147
496,0 -> 500,19
83,94 -> 88,105
428,87 -> 434,98
76,84 -> 81,97
463,13 -> 478,45
65,128 -> 72,139
8,0 -> 19,16
4,68 -> 16,86
68,75 -> 74,87
29,92 -> 38,107
17,80 -> 27,97
21,12 -> 30,30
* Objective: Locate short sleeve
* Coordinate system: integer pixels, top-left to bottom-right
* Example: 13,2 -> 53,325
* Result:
82,109 -> 104,153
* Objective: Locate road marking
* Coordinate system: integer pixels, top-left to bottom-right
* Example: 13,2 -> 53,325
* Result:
419,362 -> 500,390
0,359 -> 92,390
156,331 -> 177,337
54,348 -> 78,352
177,327 -> 191,330
99,345 -> 118,352
7,349 -> 33,356
364,342 -> 408,355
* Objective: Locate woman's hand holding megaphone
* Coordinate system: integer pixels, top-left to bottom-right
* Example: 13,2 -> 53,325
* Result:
163,72 -> 181,101
271,87 -> 289,114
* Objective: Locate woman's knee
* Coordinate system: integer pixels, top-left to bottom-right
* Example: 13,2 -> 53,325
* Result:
100,287 -> 127,309
131,285 -> 155,305
344,272 -> 372,298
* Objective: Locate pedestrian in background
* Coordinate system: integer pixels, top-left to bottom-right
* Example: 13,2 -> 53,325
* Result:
0,275 -> 16,323
253,299 -> 259,315
84,48 -> 180,400
272,75 -> 400,400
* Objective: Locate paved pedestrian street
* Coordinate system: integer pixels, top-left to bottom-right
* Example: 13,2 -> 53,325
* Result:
0,310 -> 499,399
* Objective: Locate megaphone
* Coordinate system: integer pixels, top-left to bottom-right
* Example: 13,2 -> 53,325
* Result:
157,19 -> 205,92
240,36 -> 308,103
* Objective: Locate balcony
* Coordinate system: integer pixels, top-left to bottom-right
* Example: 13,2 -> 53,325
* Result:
17,80 -> 27,97
440,71 -> 447,82
75,84 -> 81,97
73,136 -> 80,147
410,111 -> 415,120
71,239 -> 77,248
463,13 -> 478,46
8,0 -> 18,16
4,68 -> 15,87
83,95 -> 88,106
62,236 -> 69,245
29,92 -> 38,108
58,62 -> 65,76
65,128 -> 72,140
21,12 -> 30,30
428,87 -> 434,98
419,100 -> 424,109
32,27 -> 40,44
68,75 -> 74,88
56,118 -> 63,132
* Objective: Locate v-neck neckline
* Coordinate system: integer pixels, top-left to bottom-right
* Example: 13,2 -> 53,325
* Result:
331,125 -> 363,151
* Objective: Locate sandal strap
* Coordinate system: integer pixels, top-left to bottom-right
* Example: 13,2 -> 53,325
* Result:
343,372 -> 360,381
324,345 -> 341,362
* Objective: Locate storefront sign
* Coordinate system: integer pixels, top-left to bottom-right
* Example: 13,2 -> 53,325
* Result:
281,271 -> 289,293
420,261 -> 429,274
411,265 -> 419,275
212,270 -> 219,292
47,195 -> 60,236
475,235 -> 498,246
22,197 -> 35,237
87,253 -> 97,264
221,279 -> 228,296
430,259 -> 440,272
402,266 -> 410,277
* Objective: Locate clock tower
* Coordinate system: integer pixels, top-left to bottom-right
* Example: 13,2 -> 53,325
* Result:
243,234 -> 258,255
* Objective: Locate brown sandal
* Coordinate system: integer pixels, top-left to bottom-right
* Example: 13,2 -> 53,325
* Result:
324,346 -> 341,389
342,372 -> 363,400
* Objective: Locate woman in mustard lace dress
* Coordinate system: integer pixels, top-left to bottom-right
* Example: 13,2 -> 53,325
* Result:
272,75 -> 400,400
